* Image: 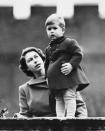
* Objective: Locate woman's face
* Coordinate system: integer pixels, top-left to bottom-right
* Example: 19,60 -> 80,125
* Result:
25,51 -> 44,74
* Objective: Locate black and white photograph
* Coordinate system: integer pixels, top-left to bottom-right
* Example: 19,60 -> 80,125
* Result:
0,0 -> 105,130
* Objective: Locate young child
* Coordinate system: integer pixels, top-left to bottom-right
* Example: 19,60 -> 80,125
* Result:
44,13 -> 89,117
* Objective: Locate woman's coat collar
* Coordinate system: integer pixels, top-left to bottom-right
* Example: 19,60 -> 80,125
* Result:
27,76 -> 46,86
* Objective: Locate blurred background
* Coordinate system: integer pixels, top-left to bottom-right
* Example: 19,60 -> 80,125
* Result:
0,0 -> 105,117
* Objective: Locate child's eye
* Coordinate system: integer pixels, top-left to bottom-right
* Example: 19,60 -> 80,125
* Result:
53,27 -> 57,30
48,28 -> 51,31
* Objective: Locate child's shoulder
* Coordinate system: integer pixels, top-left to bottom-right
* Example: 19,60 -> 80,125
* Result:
65,37 -> 77,43
64,37 -> 78,46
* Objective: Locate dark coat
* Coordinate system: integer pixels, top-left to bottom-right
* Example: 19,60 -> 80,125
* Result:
19,77 -> 55,117
45,36 -> 90,91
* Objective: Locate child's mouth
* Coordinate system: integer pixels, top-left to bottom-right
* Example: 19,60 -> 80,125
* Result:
51,35 -> 56,40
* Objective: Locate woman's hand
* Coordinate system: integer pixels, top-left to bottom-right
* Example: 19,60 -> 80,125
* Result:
61,63 -> 73,75
13,113 -> 27,119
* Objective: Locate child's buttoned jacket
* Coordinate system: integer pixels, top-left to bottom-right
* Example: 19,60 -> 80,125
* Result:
45,36 -> 90,91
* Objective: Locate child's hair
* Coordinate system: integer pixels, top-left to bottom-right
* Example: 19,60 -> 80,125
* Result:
19,47 -> 45,77
45,13 -> 65,29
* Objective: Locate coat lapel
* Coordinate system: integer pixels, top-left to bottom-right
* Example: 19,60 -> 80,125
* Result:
27,77 -> 48,88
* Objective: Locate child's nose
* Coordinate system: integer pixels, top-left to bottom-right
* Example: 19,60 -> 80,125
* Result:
51,29 -> 54,32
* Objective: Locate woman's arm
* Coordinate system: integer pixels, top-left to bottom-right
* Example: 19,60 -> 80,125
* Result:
18,86 -> 29,117
44,47 -> 50,77
75,91 -> 88,117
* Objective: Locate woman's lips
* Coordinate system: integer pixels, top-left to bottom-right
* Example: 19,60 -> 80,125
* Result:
35,63 -> 41,69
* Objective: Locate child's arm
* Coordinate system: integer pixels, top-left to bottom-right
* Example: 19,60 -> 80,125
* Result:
68,39 -> 83,68
61,39 -> 83,75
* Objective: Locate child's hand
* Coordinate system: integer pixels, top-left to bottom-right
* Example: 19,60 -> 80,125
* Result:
61,63 -> 73,75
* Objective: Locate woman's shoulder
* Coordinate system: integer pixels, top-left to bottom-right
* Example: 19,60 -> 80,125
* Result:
19,77 -> 48,90
19,81 -> 29,91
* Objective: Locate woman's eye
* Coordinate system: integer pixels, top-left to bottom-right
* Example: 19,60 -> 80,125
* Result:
34,55 -> 38,59
27,58 -> 32,63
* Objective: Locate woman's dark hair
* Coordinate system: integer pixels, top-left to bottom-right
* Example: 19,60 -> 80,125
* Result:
19,47 -> 45,77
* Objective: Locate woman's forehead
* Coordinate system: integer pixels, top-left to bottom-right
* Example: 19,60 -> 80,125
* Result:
25,51 -> 39,58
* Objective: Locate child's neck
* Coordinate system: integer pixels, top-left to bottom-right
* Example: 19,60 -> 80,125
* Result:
52,36 -> 64,41
50,36 -> 65,45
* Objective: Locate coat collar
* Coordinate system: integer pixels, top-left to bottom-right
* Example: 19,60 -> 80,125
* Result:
27,76 -> 47,86
49,36 -> 66,46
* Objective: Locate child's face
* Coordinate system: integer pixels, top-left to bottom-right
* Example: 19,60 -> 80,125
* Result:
46,24 -> 64,40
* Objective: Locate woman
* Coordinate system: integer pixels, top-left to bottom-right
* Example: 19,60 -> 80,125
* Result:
15,47 -> 87,118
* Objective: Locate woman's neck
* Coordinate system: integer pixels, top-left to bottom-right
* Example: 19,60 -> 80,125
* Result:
33,69 -> 45,79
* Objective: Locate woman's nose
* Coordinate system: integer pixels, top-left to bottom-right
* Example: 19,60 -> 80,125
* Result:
33,59 -> 37,64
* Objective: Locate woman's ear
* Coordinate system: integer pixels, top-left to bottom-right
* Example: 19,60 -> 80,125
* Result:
62,27 -> 65,33
26,66 -> 30,71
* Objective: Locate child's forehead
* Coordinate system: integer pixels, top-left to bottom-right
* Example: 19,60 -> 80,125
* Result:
48,22 -> 59,26
46,21 -> 60,27
45,17 -> 65,28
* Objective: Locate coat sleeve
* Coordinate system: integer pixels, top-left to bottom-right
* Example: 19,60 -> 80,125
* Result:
44,47 -> 50,77
66,39 -> 83,68
75,91 -> 88,117
19,86 -> 29,116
